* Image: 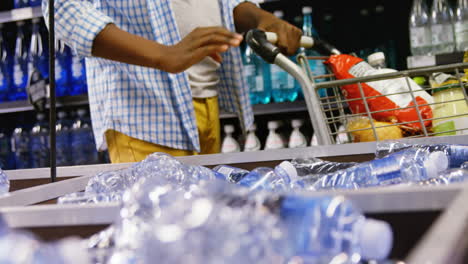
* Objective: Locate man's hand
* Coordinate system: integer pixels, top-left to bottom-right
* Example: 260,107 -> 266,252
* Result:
234,2 -> 302,56
92,24 -> 241,73
155,27 -> 243,73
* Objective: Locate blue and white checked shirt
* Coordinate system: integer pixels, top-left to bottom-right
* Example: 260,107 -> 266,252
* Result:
43,0 -> 254,152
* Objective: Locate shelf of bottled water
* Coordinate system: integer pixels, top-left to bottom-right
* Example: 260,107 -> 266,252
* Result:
0,109 -> 101,170
0,16 -> 88,104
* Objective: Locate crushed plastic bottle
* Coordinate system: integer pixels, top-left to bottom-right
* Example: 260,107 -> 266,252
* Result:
237,161 -> 298,192
313,149 -> 449,190
412,168 -> 468,185
0,169 -> 9,195
212,165 -> 250,183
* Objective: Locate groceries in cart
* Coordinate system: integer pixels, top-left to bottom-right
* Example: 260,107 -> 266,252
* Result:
325,54 -> 434,130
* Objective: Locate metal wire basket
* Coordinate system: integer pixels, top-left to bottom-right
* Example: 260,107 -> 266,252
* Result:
297,55 -> 468,145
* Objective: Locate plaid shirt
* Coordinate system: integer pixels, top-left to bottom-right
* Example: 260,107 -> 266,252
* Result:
43,0 -> 254,152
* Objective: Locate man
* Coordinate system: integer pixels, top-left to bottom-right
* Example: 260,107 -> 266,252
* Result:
43,0 -> 302,163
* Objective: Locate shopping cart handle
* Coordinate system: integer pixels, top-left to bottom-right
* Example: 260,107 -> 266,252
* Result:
265,32 -> 314,49
246,29 -> 280,64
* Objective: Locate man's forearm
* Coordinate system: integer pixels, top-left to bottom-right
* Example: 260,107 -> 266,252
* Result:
92,24 -> 163,68
233,2 -> 275,33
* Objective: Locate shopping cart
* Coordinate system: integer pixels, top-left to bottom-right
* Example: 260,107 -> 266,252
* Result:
246,29 -> 468,146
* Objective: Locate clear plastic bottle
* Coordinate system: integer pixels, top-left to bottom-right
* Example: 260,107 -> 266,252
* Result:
56,111 -> 72,167
212,165 -> 250,183
302,6 -> 328,97
0,25 -> 9,102
280,195 -> 393,262
409,0 -> 433,55
243,45 -> 271,105
288,119 -> 307,148
243,123 -> 261,152
265,121 -> 285,150
30,113 -> 50,168
221,124 -> 240,153
71,109 -> 99,165
413,168 -> 468,185
9,21 -> 28,101
454,0 -> 468,51
237,161 -> 298,192
430,0 -> 456,54
55,40 -> 70,97
313,149 -> 449,190
11,125 -> 30,169
270,10 -> 298,103
28,18 -> 48,81
0,168 -> 9,195
69,48 -> 87,95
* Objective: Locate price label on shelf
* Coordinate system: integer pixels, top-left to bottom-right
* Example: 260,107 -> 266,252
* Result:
11,7 -> 34,22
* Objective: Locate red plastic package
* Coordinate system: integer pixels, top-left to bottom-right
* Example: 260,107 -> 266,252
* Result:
324,55 -> 433,129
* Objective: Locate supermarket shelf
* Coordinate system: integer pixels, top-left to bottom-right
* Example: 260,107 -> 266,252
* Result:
0,182 -> 463,228
407,52 -> 465,69
407,187 -> 468,263
220,101 -> 308,119
0,7 -> 42,24
0,95 -> 89,114
5,134 -> 468,181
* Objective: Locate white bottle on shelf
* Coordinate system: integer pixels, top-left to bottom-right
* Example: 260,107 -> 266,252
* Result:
430,0 -> 456,54
409,0 -> 432,56
264,121 -> 285,150
288,119 -> 307,148
454,0 -> 468,51
244,123 -> 261,152
221,125 -> 240,153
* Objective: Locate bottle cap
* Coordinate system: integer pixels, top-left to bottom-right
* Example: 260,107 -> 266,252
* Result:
359,219 -> 393,261
37,113 -> 45,121
268,121 -> 280,130
367,52 -> 385,65
278,161 -> 298,179
291,119 -> 303,129
77,109 -> 87,117
58,111 -> 67,119
302,6 -> 312,14
273,10 -> 284,19
424,151 -> 449,179
224,124 -> 235,134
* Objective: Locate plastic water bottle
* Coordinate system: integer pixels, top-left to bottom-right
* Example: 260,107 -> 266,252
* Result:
13,0 -> 28,8
0,130 -> 13,170
237,161 -> 298,192
313,149 -> 449,190
0,169 -> 9,195
270,11 -> 298,103
9,21 -> 28,101
431,0 -> 456,54
29,0 -> 42,7
280,195 -> 393,262
0,25 -> 9,102
69,48 -> 87,95
55,40 -> 70,97
243,45 -> 271,105
30,113 -> 50,168
454,0 -> 468,51
56,111 -> 72,167
28,18 -> 48,80
265,121 -> 285,150
71,109 -> 99,165
462,161 -> 468,169
221,125 -> 240,153
413,168 -> 468,185
212,165 -> 250,183
243,123 -> 261,152
302,6 -> 327,97
11,125 -> 30,169
288,119 -> 307,148
409,0 -> 433,55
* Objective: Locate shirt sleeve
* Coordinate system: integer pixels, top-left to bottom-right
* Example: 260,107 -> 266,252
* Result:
42,0 -> 114,57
